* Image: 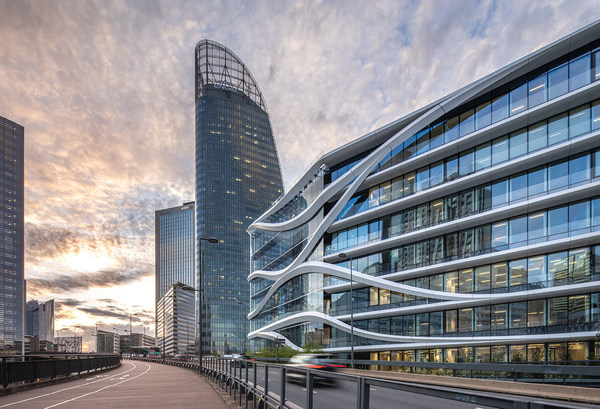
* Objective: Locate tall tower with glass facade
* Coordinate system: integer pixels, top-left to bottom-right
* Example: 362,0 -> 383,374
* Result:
195,40 -> 283,355
0,116 -> 24,354
155,202 -> 195,338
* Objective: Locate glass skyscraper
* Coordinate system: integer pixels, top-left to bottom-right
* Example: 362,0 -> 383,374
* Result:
195,39 -> 283,355
155,202 -> 195,330
0,116 -> 24,354
249,22 -> 600,364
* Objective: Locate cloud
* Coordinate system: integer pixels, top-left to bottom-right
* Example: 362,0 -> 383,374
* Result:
27,266 -> 152,294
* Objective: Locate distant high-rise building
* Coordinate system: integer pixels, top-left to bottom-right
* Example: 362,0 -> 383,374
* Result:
0,116 -> 24,354
156,282 -> 195,357
25,299 -> 54,342
96,330 -> 120,354
195,40 -> 284,355
155,202 -> 195,352
55,336 -> 82,353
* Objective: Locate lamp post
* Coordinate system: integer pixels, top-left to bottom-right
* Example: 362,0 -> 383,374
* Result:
197,237 -> 218,373
338,253 -> 355,369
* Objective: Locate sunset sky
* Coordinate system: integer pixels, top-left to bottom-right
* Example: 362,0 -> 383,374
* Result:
0,0 -> 598,351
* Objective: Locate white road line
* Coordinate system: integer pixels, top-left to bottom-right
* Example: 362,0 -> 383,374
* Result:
0,362 -> 138,408
42,363 -> 151,409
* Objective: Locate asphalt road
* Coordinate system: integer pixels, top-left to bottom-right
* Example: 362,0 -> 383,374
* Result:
0,360 -> 228,409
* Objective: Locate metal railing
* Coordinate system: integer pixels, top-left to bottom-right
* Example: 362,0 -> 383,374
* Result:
0,354 -> 121,388
198,357 -> 591,409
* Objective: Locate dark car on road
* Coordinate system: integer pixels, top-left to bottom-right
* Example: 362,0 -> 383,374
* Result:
285,354 -> 345,386
233,354 -> 255,368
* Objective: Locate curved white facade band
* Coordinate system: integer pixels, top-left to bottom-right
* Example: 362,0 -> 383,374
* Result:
249,21 -> 600,364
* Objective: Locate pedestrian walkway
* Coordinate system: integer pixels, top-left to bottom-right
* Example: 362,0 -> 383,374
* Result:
0,360 -> 230,409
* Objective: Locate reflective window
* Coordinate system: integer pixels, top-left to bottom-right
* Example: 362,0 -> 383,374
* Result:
445,156 -> 458,181
528,167 -> 547,197
528,256 -> 547,285
509,129 -> 527,159
509,173 -> 527,202
491,179 -> 508,208
569,154 -> 591,186
509,83 -> 527,115
430,122 -> 444,150
491,136 -> 509,165
430,161 -> 444,187
445,271 -> 458,293
491,94 -> 509,123
459,150 -> 474,176
593,101 -> 600,131
475,306 -> 490,331
475,142 -> 491,170
569,54 -> 591,91
570,248 -> 590,283
570,104 -> 591,138
528,212 -> 546,244
492,221 -> 508,251
548,64 -> 568,100
475,265 -> 491,292
458,308 -> 474,332
445,310 -> 457,333
459,109 -> 475,137
458,269 -> 474,293
475,101 -> 491,130
528,121 -> 547,152
548,252 -> 568,286
528,74 -> 547,107
491,304 -> 508,329
445,116 -> 459,143
416,167 -> 429,191
510,302 -> 527,328
569,295 -> 589,324
416,129 -> 430,155
548,297 -> 568,326
548,112 -> 569,145
528,299 -> 546,327
569,201 -> 590,234
548,161 -> 568,191
491,263 -> 508,289
509,259 -> 527,287
509,216 -> 527,246
548,206 -> 568,240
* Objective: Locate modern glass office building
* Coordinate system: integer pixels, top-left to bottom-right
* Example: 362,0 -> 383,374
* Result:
0,116 -> 24,354
249,22 -> 600,364
156,282 -> 195,356
195,40 -> 283,355
155,202 -> 195,304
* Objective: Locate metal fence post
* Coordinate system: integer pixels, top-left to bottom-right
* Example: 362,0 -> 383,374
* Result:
1,357 -> 7,388
305,370 -> 313,409
358,377 -> 370,409
280,366 -> 286,408
264,364 -> 269,405
253,363 -> 257,409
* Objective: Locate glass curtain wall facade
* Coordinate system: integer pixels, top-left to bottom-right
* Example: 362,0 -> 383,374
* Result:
0,116 -> 24,354
249,22 -> 600,364
195,40 -> 283,355
156,283 -> 195,357
155,202 -> 195,318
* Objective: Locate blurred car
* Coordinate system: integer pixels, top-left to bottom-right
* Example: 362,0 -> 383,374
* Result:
233,354 -> 255,368
285,354 -> 345,386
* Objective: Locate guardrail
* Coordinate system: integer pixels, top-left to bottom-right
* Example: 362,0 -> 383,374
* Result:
0,354 -> 121,388
140,356 -> 596,409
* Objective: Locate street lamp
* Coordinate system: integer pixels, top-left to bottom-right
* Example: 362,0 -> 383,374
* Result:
338,253 -> 355,369
197,236 -> 218,373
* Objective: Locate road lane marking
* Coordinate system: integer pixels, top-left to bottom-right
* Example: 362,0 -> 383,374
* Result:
42,363 -> 152,409
0,362 -> 138,408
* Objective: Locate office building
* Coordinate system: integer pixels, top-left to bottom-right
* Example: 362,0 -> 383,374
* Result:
25,299 -> 55,342
249,22 -> 600,364
156,282 -> 195,356
96,330 -> 120,354
195,39 -> 284,355
0,116 -> 24,354
120,332 -> 156,352
55,336 -> 82,353
155,202 -> 195,303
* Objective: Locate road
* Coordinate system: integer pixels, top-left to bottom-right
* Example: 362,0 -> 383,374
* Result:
0,360 -> 228,409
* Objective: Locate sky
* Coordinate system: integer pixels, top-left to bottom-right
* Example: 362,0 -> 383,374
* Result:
0,0 -> 598,351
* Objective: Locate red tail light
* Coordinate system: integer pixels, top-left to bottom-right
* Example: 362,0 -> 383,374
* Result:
248,359 -> 255,361
327,364 -> 346,368
306,364 -> 327,369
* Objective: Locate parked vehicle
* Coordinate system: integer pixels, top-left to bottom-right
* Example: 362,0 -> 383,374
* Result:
285,354 -> 345,386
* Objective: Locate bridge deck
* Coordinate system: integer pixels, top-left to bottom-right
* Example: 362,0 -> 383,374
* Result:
0,360 -> 229,409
